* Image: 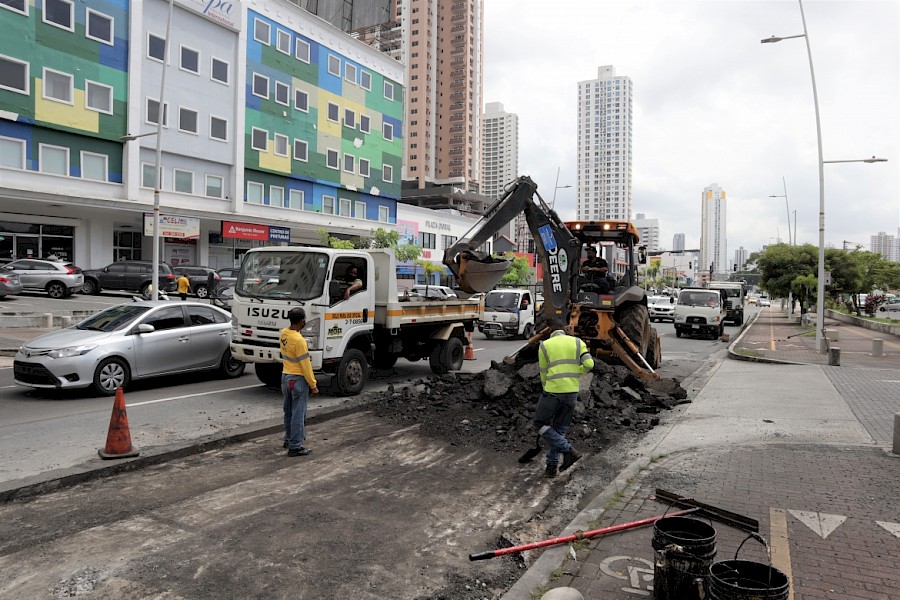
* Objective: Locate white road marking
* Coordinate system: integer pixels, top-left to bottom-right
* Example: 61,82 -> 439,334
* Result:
788,510 -> 847,539
876,521 -> 900,539
126,384 -> 264,407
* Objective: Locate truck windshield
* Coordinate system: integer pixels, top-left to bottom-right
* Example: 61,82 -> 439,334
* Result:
236,251 -> 328,301
484,291 -> 519,311
679,291 -> 721,307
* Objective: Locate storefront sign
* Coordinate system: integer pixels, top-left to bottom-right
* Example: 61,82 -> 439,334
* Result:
144,214 -> 200,239
174,0 -> 240,31
269,226 -> 291,242
425,220 -> 452,231
222,221 -> 268,241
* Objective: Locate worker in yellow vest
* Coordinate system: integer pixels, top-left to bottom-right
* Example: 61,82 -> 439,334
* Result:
536,328 -> 594,478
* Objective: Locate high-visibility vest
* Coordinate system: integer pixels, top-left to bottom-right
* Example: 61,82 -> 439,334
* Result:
538,332 -> 594,393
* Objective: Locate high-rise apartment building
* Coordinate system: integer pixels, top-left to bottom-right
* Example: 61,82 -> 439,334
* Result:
672,233 -> 685,252
633,214 -> 660,252
480,102 -> 518,243
870,231 -> 897,262
700,184 -> 727,278
576,66 -> 633,221
734,246 -> 749,271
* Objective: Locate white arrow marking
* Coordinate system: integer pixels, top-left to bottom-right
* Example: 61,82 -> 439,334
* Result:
788,510 -> 847,539
876,521 -> 900,539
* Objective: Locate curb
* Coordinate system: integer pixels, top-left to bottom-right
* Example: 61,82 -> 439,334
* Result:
726,310 -> 807,366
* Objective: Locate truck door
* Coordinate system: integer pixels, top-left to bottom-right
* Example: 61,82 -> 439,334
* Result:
325,257 -> 372,347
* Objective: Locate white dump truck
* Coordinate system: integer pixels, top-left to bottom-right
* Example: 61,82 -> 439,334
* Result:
230,247 -> 480,395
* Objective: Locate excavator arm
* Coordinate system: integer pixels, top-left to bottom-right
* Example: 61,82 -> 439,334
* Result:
443,176 -> 581,331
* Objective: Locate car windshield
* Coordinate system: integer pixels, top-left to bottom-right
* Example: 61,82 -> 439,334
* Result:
236,251 -> 328,301
678,291 -> 720,307
76,304 -> 151,332
649,296 -> 671,306
484,291 -> 519,311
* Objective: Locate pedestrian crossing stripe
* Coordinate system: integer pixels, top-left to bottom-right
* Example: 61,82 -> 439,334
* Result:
787,510 -> 846,539
876,521 -> 900,539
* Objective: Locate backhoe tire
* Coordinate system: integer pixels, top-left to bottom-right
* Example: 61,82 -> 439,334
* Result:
430,336 -> 464,375
334,349 -> 368,396
618,303 -> 650,356
645,328 -> 661,370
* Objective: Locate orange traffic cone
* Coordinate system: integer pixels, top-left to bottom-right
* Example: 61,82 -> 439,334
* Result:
464,330 -> 477,360
98,387 -> 140,459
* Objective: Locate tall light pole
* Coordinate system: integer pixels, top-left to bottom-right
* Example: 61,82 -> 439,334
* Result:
762,0 -> 887,352
550,166 -> 572,210
768,176 -> 792,245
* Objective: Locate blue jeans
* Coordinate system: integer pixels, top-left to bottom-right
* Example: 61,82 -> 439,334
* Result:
282,374 -> 310,449
533,391 -> 577,467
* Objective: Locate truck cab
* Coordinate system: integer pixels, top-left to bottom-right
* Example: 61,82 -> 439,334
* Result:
477,288 -> 536,340
673,287 -> 726,340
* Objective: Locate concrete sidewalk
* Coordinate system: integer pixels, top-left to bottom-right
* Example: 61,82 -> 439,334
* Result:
503,307 -> 900,600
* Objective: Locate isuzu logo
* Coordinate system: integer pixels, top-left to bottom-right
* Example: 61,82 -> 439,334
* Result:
247,307 -> 290,319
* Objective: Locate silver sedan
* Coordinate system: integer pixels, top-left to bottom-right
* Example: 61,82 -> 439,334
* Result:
13,301 -> 245,396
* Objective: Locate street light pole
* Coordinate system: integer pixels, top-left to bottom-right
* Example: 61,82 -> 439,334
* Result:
550,167 -> 572,210
768,176 -> 792,245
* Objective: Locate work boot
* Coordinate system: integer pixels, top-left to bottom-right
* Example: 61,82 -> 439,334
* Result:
545,464 -> 558,479
287,447 -> 312,457
560,448 -> 581,472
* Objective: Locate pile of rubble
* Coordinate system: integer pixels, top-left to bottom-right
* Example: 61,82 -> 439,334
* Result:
369,358 -> 688,455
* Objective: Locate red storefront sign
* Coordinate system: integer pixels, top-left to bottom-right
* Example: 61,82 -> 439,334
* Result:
222,221 -> 268,241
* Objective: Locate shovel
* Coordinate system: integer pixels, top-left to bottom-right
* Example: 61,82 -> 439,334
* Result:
517,434 -> 542,463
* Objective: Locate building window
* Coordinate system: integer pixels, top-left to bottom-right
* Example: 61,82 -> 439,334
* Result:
85,80 -> 112,114
211,57 -> 229,84
180,46 -> 199,73
360,70 -> 371,90
254,19 -> 270,45
274,134 -> 288,157
289,189 -> 304,210
339,198 -> 351,216
326,149 -> 339,169
383,164 -> 393,183
293,139 -> 308,162
383,81 -> 394,101
141,163 -> 157,188
251,128 -> 267,152
354,200 -> 366,219
378,206 -> 389,223
0,55 -> 28,94
246,181 -> 264,204
43,0 -> 72,31
327,102 -> 339,122
275,81 -> 289,105
174,169 -> 193,193
147,33 -> 165,61
178,107 -> 198,134
270,186 -> 285,207
419,231 -> 436,249
294,89 -> 308,112
39,144 -> 68,176
276,29 -> 290,54
359,158 -> 370,177
42,68 -> 72,104
383,122 -> 394,142
80,151 -> 107,181
345,63 -> 357,83
322,195 -> 335,215
146,98 -> 168,126
209,116 -> 228,141
295,38 -> 310,63
0,136 -> 26,169
205,174 -> 223,198
85,9 -> 113,45
327,54 -> 340,76
252,73 -> 268,98
359,114 -> 370,134
344,108 -> 356,129
343,154 -> 354,173
0,0 -> 27,16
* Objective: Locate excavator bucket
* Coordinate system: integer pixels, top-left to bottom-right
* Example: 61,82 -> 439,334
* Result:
455,255 -> 512,294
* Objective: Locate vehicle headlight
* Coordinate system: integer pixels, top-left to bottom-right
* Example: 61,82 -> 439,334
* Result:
48,345 -> 97,359
509,314 -> 519,323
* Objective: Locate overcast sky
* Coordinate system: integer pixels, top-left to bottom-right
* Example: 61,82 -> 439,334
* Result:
482,0 -> 899,258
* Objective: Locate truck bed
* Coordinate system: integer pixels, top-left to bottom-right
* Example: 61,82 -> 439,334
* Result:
374,298 -> 481,329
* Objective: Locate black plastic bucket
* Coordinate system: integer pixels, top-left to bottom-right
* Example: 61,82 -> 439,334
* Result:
652,516 -> 717,600
709,560 -> 790,600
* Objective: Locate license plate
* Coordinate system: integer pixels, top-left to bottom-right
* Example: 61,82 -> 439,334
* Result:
690,324 -> 698,329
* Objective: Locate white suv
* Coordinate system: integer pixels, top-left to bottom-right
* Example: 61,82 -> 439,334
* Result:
674,288 -> 726,339
648,295 -> 676,322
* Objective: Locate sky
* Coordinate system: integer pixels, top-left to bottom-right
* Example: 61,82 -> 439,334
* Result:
482,0 -> 900,259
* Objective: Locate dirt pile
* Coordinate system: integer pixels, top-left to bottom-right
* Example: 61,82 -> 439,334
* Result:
369,357 -> 688,456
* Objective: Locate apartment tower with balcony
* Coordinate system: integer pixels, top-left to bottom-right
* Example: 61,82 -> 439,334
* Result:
700,183 -> 727,279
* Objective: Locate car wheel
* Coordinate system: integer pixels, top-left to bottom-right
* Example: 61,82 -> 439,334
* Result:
195,285 -> 209,299
334,348 -> 368,396
521,323 -> 534,340
46,281 -> 67,299
140,283 -> 153,298
82,279 -> 100,295
484,333 -> 494,340
219,349 -> 246,378
93,357 -> 130,396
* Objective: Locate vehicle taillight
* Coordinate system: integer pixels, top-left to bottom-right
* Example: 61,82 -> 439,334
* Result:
215,274 -> 221,281
0,277 -> 8,283
64,266 -> 76,274
166,274 -> 174,280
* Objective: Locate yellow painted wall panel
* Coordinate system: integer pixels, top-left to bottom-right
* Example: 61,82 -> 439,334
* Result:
34,82 -> 100,133
258,147 -> 291,172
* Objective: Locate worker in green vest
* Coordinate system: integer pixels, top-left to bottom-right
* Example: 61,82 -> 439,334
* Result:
536,328 -> 595,478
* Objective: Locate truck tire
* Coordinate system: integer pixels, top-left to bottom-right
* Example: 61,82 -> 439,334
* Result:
254,362 -> 282,387
334,348 -> 368,396
520,323 -> 534,340
645,328 -> 661,370
618,303 -> 650,355
429,336 -> 464,375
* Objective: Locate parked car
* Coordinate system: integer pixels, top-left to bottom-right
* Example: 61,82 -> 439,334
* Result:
172,265 -> 221,299
878,301 -> 900,312
82,260 -> 176,296
0,265 -> 24,298
4,258 -> 84,298
215,267 -> 239,285
410,285 -> 458,299
647,295 -> 676,322
13,300 -> 245,396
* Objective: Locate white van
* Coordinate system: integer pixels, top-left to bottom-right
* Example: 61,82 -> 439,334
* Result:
674,288 -> 726,339
478,288 -> 536,339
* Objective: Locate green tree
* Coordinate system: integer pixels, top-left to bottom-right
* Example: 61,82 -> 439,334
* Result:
370,228 -> 400,248
757,243 -> 818,298
498,254 -> 531,286
316,228 -> 356,249
416,259 -> 444,295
